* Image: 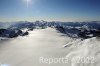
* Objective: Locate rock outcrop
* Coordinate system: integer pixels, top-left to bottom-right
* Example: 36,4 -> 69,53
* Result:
0,29 -> 29,38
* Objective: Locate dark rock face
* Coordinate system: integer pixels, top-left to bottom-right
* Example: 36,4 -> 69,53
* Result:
0,29 -> 29,38
15,30 -> 23,36
55,26 -> 66,33
78,30 -> 92,39
21,31 -> 29,36
0,29 -> 6,35
55,26 -> 100,39
78,29 -> 100,39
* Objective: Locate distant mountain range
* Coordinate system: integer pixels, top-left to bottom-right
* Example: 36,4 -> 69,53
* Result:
0,21 -> 100,39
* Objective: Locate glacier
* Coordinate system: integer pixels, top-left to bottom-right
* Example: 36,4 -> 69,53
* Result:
0,21 -> 100,66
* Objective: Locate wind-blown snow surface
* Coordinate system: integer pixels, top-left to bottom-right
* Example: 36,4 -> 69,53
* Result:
0,28 -> 100,66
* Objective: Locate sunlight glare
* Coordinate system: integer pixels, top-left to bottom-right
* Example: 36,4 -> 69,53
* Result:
25,0 -> 31,7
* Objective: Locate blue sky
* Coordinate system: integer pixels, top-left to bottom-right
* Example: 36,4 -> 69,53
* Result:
0,0 -> 100,22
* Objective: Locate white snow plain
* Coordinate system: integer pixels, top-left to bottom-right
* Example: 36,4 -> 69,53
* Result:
0,27 -> 100,66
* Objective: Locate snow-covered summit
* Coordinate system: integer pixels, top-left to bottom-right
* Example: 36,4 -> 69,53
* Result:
0,21 -> 100,39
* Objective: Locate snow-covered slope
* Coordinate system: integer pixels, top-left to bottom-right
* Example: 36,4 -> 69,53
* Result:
65,37 -> 100,66
0,28 -> 67,66
0,27 -> 100,66
0,21 -> 100,66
